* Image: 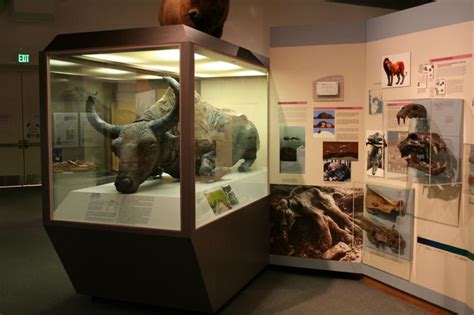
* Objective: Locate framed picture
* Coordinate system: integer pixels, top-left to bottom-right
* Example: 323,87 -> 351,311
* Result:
382,52 -> 410,88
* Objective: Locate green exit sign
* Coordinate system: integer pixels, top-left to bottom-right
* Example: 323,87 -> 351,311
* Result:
18,53 -> 30,63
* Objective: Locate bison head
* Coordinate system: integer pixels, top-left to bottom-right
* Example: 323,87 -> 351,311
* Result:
86,77 -> 180,193
159,0 -> 230,38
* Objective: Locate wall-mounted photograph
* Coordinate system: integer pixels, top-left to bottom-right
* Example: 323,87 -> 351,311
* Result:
369,89 -> 383,115
382,52 -> 410,88
270,184 -> 363,262
366,131 -> 386,177
323,141 -> 358,182
280,126 -> 305,174
313,110 -> 335,137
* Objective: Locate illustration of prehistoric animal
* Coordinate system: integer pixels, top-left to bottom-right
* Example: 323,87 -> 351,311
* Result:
365,186 -> 405,216
86,76 -> 259,193
366,132 -> 386,175
360,216 -> 406,254
159,0 -> 230,38
383,57 -> 407,86
397,132 -> 454,179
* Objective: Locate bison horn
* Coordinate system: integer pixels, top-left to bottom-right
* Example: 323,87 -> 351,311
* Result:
85,94 -> 122,139
149,76 -> 180,134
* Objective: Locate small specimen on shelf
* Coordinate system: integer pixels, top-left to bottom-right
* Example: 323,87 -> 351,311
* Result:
86,76 -> 259,193
360,216 -> 406,254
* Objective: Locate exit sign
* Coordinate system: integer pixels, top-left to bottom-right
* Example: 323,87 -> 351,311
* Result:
18,53 -> 30,63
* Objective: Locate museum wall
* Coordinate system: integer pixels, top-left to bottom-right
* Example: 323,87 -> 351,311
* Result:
0,0 -> 392,65
269,22 -> 367,263
269,1 -> 474,313
365,12 -> 472,307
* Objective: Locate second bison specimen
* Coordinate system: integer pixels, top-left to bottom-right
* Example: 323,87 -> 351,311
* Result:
159,0 -> 230,38
86,77 -> 259,193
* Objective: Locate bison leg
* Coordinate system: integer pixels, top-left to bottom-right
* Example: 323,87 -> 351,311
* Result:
238,149 -> 257,172
400,74 -> 405,85
395,73 -> 401,85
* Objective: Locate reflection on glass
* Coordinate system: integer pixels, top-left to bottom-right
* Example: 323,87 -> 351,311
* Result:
49,47 -> 182,231
193,47 -> 269,227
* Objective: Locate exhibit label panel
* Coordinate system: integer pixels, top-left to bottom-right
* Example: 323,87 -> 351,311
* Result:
269,2 -> 474,313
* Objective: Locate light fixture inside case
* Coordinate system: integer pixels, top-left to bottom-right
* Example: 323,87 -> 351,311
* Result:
50,48 -> 267,80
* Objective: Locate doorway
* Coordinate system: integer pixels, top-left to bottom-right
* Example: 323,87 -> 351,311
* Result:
0,66 -> 41,187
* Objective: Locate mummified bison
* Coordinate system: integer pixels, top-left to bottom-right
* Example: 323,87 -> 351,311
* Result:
86,76 -> 259,193
159,0 -> 230,38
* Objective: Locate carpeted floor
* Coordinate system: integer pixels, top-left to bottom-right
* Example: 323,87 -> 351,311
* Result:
0,187 -> 430,315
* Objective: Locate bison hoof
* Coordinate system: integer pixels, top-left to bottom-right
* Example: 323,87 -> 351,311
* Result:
238,164 -> 250,172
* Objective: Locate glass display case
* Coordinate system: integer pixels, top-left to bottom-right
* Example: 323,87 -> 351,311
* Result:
43,29 -> 268,233
40,25 -> 269,312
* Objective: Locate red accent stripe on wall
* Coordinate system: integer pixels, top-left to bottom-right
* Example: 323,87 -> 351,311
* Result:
278,101 -> 308,105
313,106 -> 363,110
429,53 -> 472,63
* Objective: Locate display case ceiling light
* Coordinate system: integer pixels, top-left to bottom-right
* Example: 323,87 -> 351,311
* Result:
49,59 -> 77,67
77,49 -> 267,78
50,48 -> 267,80
50,59 -> 163,81
92,68 -> 132,75
82,54 -> 140,64
197,61 -> 241,71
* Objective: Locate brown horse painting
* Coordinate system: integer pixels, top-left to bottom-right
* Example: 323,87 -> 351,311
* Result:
383,58 -> 407,86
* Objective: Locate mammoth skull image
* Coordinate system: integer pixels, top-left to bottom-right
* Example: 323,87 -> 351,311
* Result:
397,132 -> 453,178
86,76 -> 259,193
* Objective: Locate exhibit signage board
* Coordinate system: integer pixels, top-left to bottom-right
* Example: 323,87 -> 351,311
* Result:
269,2 -> 474,314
